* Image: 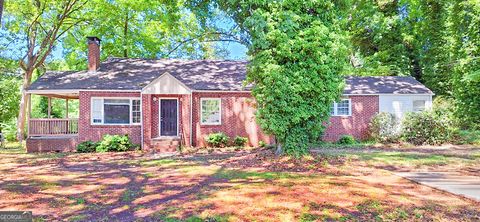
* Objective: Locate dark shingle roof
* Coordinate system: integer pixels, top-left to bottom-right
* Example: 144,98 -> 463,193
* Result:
344,76 -> 433,94
28,58 -> 433,94
29,58 -> 249,91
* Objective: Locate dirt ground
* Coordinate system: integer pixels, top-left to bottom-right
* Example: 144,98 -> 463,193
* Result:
0,146 -> 479,221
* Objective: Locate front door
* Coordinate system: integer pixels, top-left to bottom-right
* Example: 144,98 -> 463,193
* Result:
160,99 -> 178,136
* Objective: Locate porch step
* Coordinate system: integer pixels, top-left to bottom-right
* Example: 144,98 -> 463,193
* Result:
151,138 -> 180,153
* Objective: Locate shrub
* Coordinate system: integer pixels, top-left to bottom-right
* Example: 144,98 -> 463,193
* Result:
402,111 -> 454,145
369,112 -> 401,143
76,141 -> 97,153
233,136 -> 248,147
337,135 -> 356,145
258,141 -> 267,148
205,132 -> 229,147
0,119 -> 17,142
96,134 -> 133,152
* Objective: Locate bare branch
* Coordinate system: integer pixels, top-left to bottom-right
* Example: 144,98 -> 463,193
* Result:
166,31 -> 247,56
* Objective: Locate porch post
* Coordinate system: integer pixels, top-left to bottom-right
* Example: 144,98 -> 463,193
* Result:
26,93 -> 32,137
65,98 -> 69,134
47,96 -> 51,118
65,98 -> 69,118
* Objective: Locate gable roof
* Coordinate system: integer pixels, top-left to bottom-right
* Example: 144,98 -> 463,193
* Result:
28,58 -> 433,95
28,58 -> 249,91
344,76 -> 433,94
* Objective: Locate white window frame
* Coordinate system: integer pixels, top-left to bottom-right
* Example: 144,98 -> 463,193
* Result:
200,98 -> 222,125
331,99 -> 352,116
90,97 -> 141,125
412,100 -> 426,112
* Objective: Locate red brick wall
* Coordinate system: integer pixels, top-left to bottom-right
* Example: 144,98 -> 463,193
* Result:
322,95 -> 379,141
142,94 -> 192,149
78,91 -> 142,145
26,137 -> 78,152
78,91 -> 377,150
192,92 -> 273,147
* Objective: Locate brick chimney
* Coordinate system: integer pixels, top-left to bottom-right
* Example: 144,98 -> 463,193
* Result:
87,36 -> 101,72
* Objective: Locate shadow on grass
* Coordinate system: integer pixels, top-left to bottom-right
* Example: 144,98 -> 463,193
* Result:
1,149 -> 479,221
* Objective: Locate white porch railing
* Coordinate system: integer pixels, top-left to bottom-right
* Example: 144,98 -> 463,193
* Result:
29,118 -> 79,136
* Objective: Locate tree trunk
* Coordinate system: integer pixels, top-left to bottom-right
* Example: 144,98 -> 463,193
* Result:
275,143 -> 283,156
123,11 -> 129,58
0,0 -> 4,26
16,69 -> 33,142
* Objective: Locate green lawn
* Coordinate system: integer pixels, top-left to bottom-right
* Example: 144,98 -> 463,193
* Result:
0,141 -> 26,154
0,146 -> 479,221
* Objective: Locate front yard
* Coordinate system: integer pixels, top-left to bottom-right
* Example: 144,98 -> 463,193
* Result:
0,143 -> 479,221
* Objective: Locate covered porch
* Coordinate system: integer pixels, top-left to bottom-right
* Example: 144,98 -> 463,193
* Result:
26,90 -> 79,152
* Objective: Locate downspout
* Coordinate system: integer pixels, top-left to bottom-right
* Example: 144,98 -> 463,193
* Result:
190,92 -> 193,147
140,91 -> 144,150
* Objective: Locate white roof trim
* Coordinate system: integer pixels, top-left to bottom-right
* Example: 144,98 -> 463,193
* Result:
26,89 -> 142,94
193,90 -> 251,93
343,93 -> 435,96
141,72 -> 192,95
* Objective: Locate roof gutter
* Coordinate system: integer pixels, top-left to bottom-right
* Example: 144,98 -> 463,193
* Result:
26,89 -> 142,94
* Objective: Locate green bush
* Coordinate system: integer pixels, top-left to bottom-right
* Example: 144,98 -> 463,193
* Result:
456,130 -> 480,145
369,112 -> 401,143
258,141 -> 267,148
402,111 -> 454,145
0,119 -> 17,142
96,134 -> 134,152
76,141 -> 98,153
233,136 -> 248,147
337,135 -> 356,145
205,132 -> 229,147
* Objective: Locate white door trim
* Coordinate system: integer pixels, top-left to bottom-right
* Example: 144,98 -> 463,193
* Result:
158,97 -> 179,137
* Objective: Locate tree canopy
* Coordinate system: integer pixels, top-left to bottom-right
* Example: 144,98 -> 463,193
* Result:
204,0 -> 349,155
0,0 -> 479,146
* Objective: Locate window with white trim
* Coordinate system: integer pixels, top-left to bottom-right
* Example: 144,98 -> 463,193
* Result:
330,99 -> 351,116
132,99 -> 141,123
413,100 -> 426,112
201,98 -> 221,125
91,98 -> 141,125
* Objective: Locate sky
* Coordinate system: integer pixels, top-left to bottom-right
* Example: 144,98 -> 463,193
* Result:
0,8 -> 248,63
46,39 -> 248,61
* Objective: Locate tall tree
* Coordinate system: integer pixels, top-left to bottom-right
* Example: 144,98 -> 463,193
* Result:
448,0 -> 480,128
348,0 -> 415,76
3,0 -> 88,141
0,0 -> 4,25
211,0 -> 349,155
62,0 -> 243,69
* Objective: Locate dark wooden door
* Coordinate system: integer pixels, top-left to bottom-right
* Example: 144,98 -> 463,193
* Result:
160,99 -> 178,136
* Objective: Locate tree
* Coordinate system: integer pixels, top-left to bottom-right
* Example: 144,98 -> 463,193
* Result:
212,0 -> 349,155
3,0 -> 88,141
0,58 -> 21,127
61,0 -> 244,69
0,0 -> 3,25
448,0 -> 480,129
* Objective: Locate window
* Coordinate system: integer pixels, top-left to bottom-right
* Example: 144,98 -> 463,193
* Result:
331,99 -> 351,116
91,98 -> 141,125
201,98 -> 221,125
413,100 -> 426,112
132,100 -> 141,123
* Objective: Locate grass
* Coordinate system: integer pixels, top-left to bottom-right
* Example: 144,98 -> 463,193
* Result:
458,130 -> 480,145
314,145 -> 480,169
354,152 -> 451,166
0,141 -> 26,154
214,169 -> 308,180
312,140 -> 376,149
0,147 -> 478,221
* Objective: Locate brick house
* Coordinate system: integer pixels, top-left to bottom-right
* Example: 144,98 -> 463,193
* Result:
25,37 -> 433,152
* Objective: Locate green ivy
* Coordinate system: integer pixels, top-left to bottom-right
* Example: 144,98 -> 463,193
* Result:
243,1 -> 349,156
